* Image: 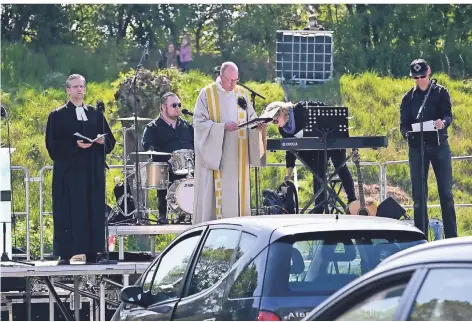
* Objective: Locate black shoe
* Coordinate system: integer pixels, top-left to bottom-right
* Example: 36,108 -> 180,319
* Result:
57,259 -> 69,265
86,253 -> 98,264
157,218 -> 168,225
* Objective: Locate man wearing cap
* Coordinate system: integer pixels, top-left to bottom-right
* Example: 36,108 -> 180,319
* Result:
399,58 -> 457,238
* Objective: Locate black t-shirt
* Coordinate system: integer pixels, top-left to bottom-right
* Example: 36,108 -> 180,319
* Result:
142,117 -> 194,162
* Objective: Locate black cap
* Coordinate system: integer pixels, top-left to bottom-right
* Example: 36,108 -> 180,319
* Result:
410,59 -> 429,77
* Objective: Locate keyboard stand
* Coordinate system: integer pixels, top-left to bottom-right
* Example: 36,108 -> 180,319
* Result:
295,137 -> 353,214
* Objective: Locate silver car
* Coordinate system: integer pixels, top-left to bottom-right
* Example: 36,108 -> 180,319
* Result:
304,236 -> 472,321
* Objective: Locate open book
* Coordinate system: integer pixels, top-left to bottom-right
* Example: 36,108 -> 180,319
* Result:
74,132 -> 107,143
238,108 -> 280,129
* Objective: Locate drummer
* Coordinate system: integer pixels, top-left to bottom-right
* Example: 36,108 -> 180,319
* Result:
142,92 -> 194,224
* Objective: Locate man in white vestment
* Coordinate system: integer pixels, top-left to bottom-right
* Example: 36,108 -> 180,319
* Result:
193,62 -> 267,224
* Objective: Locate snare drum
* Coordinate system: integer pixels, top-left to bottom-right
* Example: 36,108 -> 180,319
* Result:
170,149 -> 194,176
139,162 -> 169,190
167,178 -> 194,216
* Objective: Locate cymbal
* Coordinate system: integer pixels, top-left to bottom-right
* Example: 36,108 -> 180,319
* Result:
135,151 -> 171,156
117,116 -> 152,121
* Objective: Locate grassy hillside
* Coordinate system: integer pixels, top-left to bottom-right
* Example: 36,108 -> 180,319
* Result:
1,70 -> 471,257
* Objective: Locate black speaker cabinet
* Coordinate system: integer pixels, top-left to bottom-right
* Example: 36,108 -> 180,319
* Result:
377,197 -> 406,220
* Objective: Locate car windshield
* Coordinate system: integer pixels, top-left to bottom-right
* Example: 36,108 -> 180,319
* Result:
263,230 -> 426,297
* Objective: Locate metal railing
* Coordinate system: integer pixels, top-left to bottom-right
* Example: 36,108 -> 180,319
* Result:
381,155 -> 472,208
13,155 -> 472,260
10,166 -> 31,260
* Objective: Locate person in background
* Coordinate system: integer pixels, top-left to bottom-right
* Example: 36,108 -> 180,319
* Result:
179,35 -> 192,72
157,43 -> 180,69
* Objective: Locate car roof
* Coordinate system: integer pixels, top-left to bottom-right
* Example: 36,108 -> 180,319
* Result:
376,236 -> 472,272
192,214 -> 424,241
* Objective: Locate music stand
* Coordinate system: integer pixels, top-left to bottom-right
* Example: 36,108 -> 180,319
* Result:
305,106 -> 349,214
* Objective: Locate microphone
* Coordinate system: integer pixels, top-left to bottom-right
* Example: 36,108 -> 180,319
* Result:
0,105 -> 6,119
237,96 -> 248,110
182,109 -> 193,116
144,41 -> 149,60
96,100 -> 105,112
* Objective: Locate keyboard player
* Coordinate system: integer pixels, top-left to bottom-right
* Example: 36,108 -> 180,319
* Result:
263,101 -> 357,213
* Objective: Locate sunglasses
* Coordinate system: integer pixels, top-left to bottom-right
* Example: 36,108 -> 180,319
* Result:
413,75 -> 427,80
167,103 -> 182,108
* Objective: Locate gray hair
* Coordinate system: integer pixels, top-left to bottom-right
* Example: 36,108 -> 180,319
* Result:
66,74 -> 86,88
220,61 -> 238,75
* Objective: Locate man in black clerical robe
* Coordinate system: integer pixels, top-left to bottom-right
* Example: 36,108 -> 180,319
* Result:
45,74 -> 116,264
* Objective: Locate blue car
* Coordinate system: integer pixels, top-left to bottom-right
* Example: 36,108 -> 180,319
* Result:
112,215 -> 426,321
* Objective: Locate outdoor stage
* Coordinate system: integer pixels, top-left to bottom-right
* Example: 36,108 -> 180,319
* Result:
1,260 -> 150,321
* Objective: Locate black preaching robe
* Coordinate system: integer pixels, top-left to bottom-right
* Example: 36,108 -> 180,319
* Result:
45,101 -> 116,258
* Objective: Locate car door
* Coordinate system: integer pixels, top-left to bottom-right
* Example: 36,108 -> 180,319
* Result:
404,265 -> 472,321
117,227 -> 206,321
172,225 -> 242,321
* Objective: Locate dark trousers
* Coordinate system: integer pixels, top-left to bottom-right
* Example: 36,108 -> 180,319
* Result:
297,149 -> 356,213
408,142 -> 457,238
157,171 -> 186,220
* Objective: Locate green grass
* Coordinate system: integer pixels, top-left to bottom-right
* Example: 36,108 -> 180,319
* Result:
1,70 -> 471,257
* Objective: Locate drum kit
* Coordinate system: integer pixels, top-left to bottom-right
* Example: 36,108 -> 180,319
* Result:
108,116 -> 196,225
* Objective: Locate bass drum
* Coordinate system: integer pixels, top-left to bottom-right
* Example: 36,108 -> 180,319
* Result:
166,178 -> 194,223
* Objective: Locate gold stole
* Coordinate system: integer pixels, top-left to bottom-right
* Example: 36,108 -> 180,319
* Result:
205,84 -> 248,219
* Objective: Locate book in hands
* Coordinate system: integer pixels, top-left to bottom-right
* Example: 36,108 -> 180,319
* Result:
237,107 -> 280,129
74,132 -> 107,143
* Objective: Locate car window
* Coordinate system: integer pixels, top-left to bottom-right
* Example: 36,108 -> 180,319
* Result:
229,247 -> 268,299
263,230 -> 425,297
409,268 -> 472,321
335,283 -> 408,321
235,232 -> 257,261
142,232 -> 201,303
187,228 -> 240,296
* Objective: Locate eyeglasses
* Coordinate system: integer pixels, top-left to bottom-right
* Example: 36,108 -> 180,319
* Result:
413,75 -> 427,80
167,103 -> 182,108
221,74 -> 239,84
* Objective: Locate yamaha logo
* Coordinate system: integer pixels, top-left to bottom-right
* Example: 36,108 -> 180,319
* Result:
282,142 -> 298,147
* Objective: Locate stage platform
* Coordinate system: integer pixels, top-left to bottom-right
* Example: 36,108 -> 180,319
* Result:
1,260 -> 149,278
108,224 -> 189,260
1,260 -> 150,321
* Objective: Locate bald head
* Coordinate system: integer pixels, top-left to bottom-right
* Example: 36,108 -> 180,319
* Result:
220,61 -> 239,91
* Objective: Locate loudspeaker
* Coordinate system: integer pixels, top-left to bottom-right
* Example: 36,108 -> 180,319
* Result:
377,197 -> 406,220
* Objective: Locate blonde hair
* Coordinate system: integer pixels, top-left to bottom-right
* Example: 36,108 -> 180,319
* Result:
264,101 -> 293,123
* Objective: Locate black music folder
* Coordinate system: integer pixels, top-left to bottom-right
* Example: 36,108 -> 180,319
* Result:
238,117 -> 272,129
407,130 -> 439,148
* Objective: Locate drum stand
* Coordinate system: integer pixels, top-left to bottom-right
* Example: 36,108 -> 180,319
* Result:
117,157 -> 157,225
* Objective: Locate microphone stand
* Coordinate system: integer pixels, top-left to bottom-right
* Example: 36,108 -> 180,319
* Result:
237,83 -> 266,216
129,43 -> 149,226
97,102 -> 117,264
415,80 -> 434,240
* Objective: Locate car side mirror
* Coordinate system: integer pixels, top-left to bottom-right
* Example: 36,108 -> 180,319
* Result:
120,286 -> 148,307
